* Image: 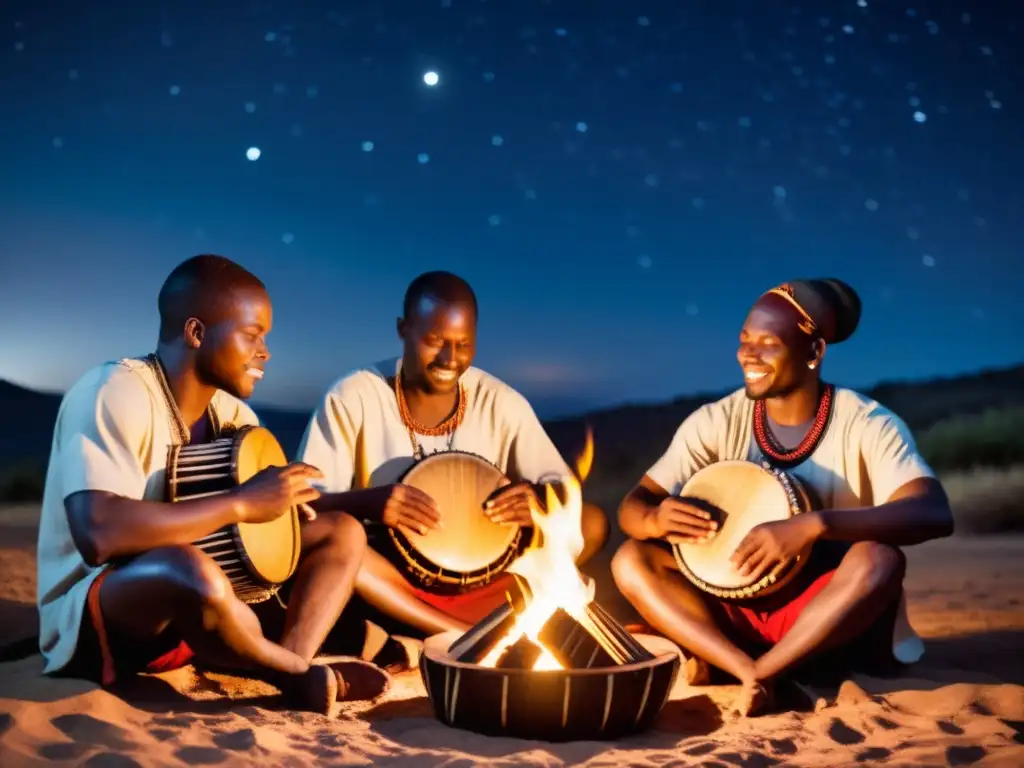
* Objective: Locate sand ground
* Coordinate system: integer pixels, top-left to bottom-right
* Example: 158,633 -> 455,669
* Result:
1,504 -> 1022,767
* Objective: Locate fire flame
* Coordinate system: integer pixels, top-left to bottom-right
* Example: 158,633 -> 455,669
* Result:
479,427 -> 596,671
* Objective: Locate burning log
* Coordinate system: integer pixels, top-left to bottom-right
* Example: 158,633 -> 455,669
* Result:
446,575 -> 531,664
538,604 -> 656,669
495,635 -> 543,670
447,589 -> 655,671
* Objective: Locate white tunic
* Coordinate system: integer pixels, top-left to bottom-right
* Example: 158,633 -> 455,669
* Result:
36,357 -> 259,675
646,386 -> 934,663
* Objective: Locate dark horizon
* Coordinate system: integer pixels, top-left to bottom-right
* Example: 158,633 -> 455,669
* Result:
3,357 -> 1022,423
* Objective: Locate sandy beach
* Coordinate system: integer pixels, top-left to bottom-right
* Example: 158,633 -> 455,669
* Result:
1,503 -> 1022,767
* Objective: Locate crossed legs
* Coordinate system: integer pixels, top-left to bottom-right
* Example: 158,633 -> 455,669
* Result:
611,538 -> 906,715
94,511 -> 385,711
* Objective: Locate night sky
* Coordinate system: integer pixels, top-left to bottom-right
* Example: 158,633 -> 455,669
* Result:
1,1 -> 1020,418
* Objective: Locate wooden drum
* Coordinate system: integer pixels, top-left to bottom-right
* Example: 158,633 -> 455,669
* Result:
166,426 -> 302,604
671,460 -> 816,600
386,451 -> 524,595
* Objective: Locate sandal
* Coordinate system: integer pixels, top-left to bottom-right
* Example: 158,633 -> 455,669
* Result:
315,656 -> 392,702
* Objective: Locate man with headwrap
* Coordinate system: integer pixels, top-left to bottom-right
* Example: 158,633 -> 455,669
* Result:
612,278 -> 954,717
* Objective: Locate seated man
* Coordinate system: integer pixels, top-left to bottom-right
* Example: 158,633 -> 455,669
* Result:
612,278 -> 954,716
298,270 -> 609,644
37,254 -> 388,713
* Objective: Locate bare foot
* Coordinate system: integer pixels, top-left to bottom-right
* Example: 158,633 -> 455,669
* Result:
731,681 -> 773,717
683,654 -> 711,686
316,657 -> 392,702
372,635 -> 423,674
283,664 -> 338,715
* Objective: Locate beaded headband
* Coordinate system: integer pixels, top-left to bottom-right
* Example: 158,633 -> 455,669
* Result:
764,283 -> 818,337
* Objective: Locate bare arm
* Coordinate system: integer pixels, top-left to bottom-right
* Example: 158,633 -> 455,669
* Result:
617,475 -> 671,541
66,490 -> 244,567
311,489 -> 384,520
813,477 -> 955,547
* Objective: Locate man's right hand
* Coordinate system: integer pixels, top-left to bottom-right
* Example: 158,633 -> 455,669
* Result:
369,484 -> 442,538
646,496 -> 718,543
234,463 -> 324,524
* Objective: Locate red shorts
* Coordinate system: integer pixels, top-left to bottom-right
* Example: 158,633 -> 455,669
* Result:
706,542 -> 903,672
408,572 -> 522,625
68,570 -> 195,686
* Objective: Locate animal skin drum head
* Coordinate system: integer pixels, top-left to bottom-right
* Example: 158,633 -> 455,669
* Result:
401,452 -> 519,573
232,427 -> 302,585
673,461 -> 795,591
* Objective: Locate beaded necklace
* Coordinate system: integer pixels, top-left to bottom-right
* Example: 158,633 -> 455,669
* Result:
753,382 -> 834,468
393,370 -> 466,460
143,353 -> 220,446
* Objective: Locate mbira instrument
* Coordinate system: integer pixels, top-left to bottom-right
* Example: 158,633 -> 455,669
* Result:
385,451 -> 524,594
671,460 -> 815,600
165,426 -> 302,604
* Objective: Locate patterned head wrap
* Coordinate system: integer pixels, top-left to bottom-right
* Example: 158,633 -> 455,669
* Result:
762,278 -> 862,344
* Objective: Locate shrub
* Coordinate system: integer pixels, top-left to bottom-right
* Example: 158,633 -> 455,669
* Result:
917,406 -> 1024,473
941,464 -> 1024,534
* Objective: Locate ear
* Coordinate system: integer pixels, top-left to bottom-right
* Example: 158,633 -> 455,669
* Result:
810,338 -> 826,368
184,317 -> 205,349
396,316 -> 406,340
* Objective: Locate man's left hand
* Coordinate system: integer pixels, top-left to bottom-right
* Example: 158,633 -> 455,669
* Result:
730,514 -> 824,583
483,482 -> 541,528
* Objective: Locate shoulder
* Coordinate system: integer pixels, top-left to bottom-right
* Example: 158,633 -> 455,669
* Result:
463,367 -> 536,418
314,360 -> 394,414
326,364 -> 389,402
60,359 -> 155,419
833,387 -> 907,426
832,386 -> 915,440
684,388 -> 747,427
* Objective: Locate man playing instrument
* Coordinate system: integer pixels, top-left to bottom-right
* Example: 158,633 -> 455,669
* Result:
37,255 -> 389,714
611,278 -> 954,716
298,270 -> 609,648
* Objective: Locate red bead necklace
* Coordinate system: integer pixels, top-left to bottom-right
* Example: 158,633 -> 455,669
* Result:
753,383 -> 834,467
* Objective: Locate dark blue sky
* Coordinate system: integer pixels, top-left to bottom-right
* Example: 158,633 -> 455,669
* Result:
1,1 -> 1020,417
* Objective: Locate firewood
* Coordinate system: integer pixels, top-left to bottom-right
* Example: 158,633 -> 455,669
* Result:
537,604 -> 655,669
447,575 -> 531,664
495,634 -> 543,670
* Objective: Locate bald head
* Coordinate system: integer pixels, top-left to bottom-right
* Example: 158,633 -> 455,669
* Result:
402,270 -> 478,321
158,254 -> 266,342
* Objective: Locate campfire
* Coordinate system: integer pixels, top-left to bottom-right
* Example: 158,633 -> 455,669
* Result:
420,431 -> 681,742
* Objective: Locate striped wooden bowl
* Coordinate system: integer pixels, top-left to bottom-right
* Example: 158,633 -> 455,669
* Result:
420,630 -> 681,742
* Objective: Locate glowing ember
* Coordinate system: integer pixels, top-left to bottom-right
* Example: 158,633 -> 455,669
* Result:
479,429 -> 596,671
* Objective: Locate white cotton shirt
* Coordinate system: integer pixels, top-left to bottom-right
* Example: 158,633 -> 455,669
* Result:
646,386 -> 936,664
296,358 -> 572,493
36,357 -> 260,675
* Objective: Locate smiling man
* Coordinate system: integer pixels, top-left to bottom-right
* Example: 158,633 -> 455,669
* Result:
36,255 -> 388,713
611,278 -> 954,716
297,270 -> 609,656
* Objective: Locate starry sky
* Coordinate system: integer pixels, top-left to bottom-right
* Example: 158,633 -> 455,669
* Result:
1,1 -> 1021,418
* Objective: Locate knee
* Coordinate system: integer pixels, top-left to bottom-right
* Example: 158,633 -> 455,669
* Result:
146,545 -> 234,607
845,542 -> 906,594
610,539 -> 651,596
580,502 -> 610,551
326,512 -> 368,556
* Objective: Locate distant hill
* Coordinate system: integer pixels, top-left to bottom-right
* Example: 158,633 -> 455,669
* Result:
3,364 -> 1023,484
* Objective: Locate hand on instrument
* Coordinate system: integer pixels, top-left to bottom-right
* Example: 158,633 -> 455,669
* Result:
234,462 -> 324,525
647,496 -> 718,543
375,484 -> 442,538
483,482 -> 540,528
730,515 -> 822,583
